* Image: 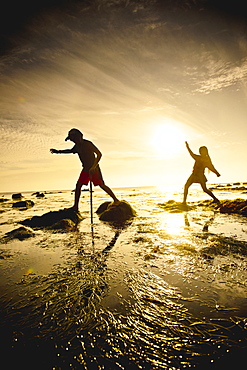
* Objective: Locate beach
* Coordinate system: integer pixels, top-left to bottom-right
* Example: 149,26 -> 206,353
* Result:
0,184 -> 247,369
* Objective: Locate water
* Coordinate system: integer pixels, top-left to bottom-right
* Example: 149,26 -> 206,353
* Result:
0,185 -> 247,368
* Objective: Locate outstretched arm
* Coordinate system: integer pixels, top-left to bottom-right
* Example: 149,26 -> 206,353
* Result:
50,148 -> 73,154
185,141 -> 197,160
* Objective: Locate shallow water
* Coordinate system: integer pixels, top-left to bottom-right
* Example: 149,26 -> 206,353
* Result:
0,185 -> 247,368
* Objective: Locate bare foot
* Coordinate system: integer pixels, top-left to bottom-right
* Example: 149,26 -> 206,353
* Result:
213,199 -> 221,208
107,200 -> 121,209
181,202 -> 189,211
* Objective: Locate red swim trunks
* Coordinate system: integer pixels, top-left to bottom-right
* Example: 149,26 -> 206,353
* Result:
77,168 -> 104,186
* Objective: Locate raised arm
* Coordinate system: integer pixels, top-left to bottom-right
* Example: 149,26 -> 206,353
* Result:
185,141 -> 198,160
50,148 -> 74,154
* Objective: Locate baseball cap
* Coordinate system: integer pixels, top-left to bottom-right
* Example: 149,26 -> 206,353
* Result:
65,128 -> 83,141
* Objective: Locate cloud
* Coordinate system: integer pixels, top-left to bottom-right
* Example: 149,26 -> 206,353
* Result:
0,1 -> 246,190
195,58 -> 247,94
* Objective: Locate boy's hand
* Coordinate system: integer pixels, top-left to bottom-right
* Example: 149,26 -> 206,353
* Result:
50,148 -> 58,154
89,166 -> 96,174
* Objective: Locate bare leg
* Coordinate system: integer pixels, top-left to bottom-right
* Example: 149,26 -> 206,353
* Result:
183,178 -> 193,204
99,183 -> 120,204
201,183 -> 220,203
72,182 -> 83,211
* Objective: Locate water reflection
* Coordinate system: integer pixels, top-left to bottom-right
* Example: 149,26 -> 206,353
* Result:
1,191 -> 247,368
1,220 -> 247,369
184,213 -> 215,233
0,222 -> 129,367
158,213 -> 186,236
157,211 -> 216,236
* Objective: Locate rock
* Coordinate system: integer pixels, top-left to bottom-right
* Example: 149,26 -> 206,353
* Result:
220,199 -> 247,216
32,191 -> 45,198
5,226 -> 35,240
12,193 -> 23,199
96,201 -> 136,222
158,200 -> 192,213
0,198 -> 9,202
12,200 -> 34,208
96,202 -> 112,214
50,218 -> 76,231
230,186 -> 247,191
20,208 -> 83,228
37,193 -> 45,198
240,206 -> 247,216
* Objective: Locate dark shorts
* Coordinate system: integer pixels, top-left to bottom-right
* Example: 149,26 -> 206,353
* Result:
77,168 -> 104,186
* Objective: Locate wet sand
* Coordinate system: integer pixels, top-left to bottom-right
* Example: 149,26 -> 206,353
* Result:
0,184 -> 247,369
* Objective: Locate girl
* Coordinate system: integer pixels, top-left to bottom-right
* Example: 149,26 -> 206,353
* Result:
183,141 -> 221,204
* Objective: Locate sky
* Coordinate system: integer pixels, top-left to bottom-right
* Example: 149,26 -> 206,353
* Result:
0,0 -> 246,192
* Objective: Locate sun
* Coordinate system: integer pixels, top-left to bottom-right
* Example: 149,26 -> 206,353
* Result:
151,121 -> 185,158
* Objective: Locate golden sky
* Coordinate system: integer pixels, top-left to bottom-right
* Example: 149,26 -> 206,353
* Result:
0,0 -> 246,192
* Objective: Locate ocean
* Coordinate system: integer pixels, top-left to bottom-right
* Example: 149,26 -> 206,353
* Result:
0,184 -> 247,369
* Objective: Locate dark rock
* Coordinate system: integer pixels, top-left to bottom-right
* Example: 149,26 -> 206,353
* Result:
230,186 -> 247,191
20,208 -> 83,228
96,202 -> 111,214
50,218 -> 76,231
12,193 -> 23,199
12,200 -> 34,208
220,199 -> 247,216
5,226 -> 35,240
0,198 -> 9,202
32,191 -> 45,197
37,193 -> 45,198
96,201 -> 136,222
240,206 -> 247,216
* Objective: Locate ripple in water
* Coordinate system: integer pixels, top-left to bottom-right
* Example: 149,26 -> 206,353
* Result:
1,252 -> 246,369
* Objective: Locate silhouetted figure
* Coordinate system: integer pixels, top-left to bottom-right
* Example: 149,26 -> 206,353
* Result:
183,141 -> 220,204
50,128 -> 119,211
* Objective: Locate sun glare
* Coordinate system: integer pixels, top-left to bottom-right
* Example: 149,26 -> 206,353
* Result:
158,213 -> 186,236
151,122 -> 185,158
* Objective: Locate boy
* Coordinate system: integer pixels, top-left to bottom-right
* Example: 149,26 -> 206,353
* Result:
50,128 -> 119,211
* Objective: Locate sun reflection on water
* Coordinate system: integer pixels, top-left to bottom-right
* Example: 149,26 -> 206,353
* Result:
158,213 -> 187,236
